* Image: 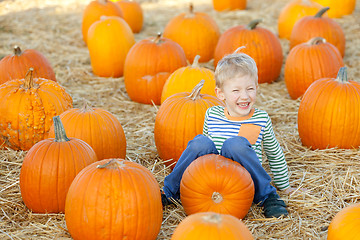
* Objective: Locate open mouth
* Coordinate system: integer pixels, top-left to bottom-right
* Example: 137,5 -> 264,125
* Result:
237,102 -> 250,108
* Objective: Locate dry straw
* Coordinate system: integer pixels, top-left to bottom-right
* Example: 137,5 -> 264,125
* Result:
0,0 -> 360,239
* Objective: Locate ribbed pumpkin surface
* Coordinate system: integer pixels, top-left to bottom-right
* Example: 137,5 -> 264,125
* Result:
180,154 -> 255,219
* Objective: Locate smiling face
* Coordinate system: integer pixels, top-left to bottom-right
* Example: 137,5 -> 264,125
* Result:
215,74 -> 258,118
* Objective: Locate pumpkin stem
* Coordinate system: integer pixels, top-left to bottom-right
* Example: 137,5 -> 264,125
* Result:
202,213 -> 222,223
53,116 -> 70,142
14,46 -> 22,56
97,159 -> 125,169
189,3 -> 194,14
153,32 -> 163,44
246,19 -> 262,30
233,46 -> 246,54
188,80 -> 205,101
336,67 -> 348,83
98,0 -> 108,4
211,191 -> 223,204
308,37 -> 326,45
23,68 -> 35,89
191,55 -> 201,68
80,100 -> 94,112
315,7 -> 330,18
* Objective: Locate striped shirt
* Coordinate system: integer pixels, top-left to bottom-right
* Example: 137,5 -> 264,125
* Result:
203,105 -> 290,190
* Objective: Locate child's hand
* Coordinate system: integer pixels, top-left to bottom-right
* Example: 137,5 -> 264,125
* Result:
282,186 -> 308,195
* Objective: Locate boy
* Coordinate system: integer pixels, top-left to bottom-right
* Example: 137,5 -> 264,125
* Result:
161,52 -> 295,218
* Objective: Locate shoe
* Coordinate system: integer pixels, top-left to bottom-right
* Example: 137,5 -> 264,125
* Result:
262,193 -> 289,218
160,190 -> 175,207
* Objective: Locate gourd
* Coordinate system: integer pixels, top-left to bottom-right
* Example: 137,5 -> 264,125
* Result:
19,116 -> 97,213
180,154 -> 255,219
65,159 -> 163,240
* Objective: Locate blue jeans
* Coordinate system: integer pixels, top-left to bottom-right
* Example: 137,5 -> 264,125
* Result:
163,134 -> 278,204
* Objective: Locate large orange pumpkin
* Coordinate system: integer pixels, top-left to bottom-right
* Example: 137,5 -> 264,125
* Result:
87,16 -> 135,77
0,69 -> 73,151
278,0 -> 323,40
163,3 -> 220,63
112,0 -> 143,33
212,0 -> 247,11
298,67 -> 360,149
284,37 -> 344,99
0,46 -> 56,84
81,0 -> 123,44
290,7 -> 346,57
327,203 -> 360,240
124,33 -> 187,105
312,0 -> 356,18
154,80 -> 223,168
20,116 -> 97,213
47,102 -> 126,160
161,55 -> 216,104
214,19 -> 283,84
65,159 -> 163,240
180,154 -> 255,219
171,212 -> 254,240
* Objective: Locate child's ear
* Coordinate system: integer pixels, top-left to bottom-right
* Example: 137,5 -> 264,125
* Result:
215,87 -> 225,101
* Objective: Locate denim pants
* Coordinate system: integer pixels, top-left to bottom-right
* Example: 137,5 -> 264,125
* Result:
163,134 -> 278,205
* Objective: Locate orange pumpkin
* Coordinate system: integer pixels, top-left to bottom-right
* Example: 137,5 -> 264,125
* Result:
154,80 -> 223,168
298,67 -> 360,149
312,0 -> 356,18
161,55 -> 216,104
278,0 -> 323,40
65,159 -> 163,240
47,102 -> 126,160
163,3 -> 220,63
0,69 -> 73,151
124,33 -> 187,105
87,16 -> 135,77
19,116 -> 97,213
0,46 -> 56,84
180,154 -> 255,219
212,0 -> 247,11
327,203 -> 360,240
214,19 -> 283,84
81,0 -> 123,44
284,37 -> 344,99
112,0 -> 143,33
171,212 -> 254,240
290,7 -> 346,57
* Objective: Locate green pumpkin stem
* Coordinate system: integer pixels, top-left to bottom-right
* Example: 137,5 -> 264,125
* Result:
97,159 -> 125,169
192,55 -> 201,68
336,67 -> 348,83
315,7 -> 330,18
23,68 -> 34,89
14,46 -> 22,56
308,37 -> 326,45
188,80 -> 205,101
53,116 -> 70,142
246,19 -> 262,30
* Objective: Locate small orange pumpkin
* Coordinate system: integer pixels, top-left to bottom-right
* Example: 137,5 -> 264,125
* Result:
112,0 -> 143,33
19,116 -> 97,213
212,0 -> 247,11
214,19 -> 283,84
171,212 -> 254,240
81,0 -> 123,44
163,3 -> 220,63
124,33 -> 187,105
284,37 -> 344,99
327,203 -> 360,240
278,0 -> 323,40
180,154 -> 255,219
298,67 -> 360,149
161,55 -> 216,104
47,102 -> 126,160
155,80 -> 223,168
290,7 -> 346,57
0,46 -> 56,84
65,159 -> 163,240
87,16 -> 135,77
0,69 -> 73,151
312,0 -> 356,18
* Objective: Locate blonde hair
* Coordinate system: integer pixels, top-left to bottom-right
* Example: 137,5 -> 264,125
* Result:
215,51 -> 258,88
